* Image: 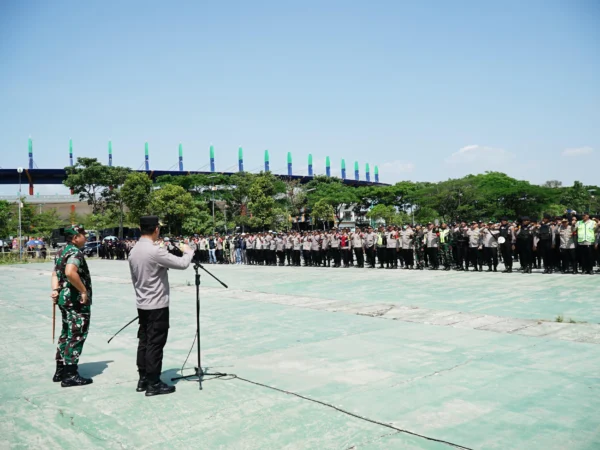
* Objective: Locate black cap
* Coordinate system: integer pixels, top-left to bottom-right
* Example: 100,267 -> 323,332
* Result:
521,216 -> 530,221
140,215 -> 161,228
500,216 -> 508,221
543,213 -> 551,219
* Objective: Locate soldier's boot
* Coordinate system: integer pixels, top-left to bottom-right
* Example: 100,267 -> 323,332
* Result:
61,365 -> 93,387
136,374 -> 148,392
145,380 -> 175,397
52,361 -> 64,382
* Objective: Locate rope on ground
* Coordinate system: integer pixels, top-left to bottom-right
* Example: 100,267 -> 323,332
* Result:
210,373 -> 474,450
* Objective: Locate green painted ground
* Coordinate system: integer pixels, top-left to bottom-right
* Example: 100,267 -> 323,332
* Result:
1,261 -> 599,449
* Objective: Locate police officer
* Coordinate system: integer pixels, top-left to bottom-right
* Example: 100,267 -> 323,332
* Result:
498,217 -> 515,273
51,225 -> 93,387
517,217 -> 534,274
536,214 -> 554,274
128,216 -> 194,397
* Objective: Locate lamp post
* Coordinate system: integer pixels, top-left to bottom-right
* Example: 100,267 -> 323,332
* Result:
17,167 -> 23,260
207,175 -> 218,233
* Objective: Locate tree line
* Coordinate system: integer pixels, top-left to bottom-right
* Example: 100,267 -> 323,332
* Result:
0,157 -> 598,239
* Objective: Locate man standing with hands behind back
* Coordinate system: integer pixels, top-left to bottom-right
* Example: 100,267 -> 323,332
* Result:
51,225 -> 93,387
128,216 -> 194,397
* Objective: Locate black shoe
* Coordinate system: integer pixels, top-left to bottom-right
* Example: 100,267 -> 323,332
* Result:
52,362 -> 64,382
136,375 -> 148,393
61,365 -> 93,387
487,268 -> 493,272
145,380 -> 176,397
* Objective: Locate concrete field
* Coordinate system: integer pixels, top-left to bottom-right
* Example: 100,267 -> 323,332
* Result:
1,260 -> 599,449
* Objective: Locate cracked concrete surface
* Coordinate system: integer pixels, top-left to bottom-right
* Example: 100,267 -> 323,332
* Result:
1,261 -> 599,450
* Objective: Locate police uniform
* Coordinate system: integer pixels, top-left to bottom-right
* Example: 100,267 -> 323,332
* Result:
128,216 -> 194,396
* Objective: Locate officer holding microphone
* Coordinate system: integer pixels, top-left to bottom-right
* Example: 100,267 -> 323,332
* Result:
128,216 -> 195,397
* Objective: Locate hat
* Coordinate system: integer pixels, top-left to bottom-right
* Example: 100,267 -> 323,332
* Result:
140,216 -> 161,228
543,213 -> 552,219
561,217 -> 568,222
500,216 -> 509,221
64,225 -> 86,237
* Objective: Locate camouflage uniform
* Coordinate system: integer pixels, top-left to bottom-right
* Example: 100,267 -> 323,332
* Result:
414,230 -> 426,269
54,243 -> 92,366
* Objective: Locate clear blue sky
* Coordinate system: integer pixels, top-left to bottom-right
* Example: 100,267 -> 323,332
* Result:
1,0 -> 599,195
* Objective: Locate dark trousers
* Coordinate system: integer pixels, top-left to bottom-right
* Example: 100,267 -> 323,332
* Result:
285,248 -> 292,265
377,247 -> 385,267
484,247 -> 498,269
560,248 -> 577,272
519,241 -> 533,270
331,248 -> 341,266
366,247 -> 376,267
137,307 -> 169,382
500,243 -> 512,270
313,250 -> 322,266
538,240 -> 552,270
302,250 -> 311,266
277,251 -> 285,265
342,248 -> 351,266
467,247 -> 479,270
354,248 -> 364,267
426,247 -> 439,268
579,245 -> 593,273
323,248 -> 331,266
457,243 -> 468,268
403,248 -> 414,267
293,250 -> 301,266
386,248 -> 397,267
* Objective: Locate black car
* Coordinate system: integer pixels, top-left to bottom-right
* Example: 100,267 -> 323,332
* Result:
83,241 -> 101,256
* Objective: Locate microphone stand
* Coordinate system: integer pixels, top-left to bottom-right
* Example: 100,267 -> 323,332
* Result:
171,262 -> 228,390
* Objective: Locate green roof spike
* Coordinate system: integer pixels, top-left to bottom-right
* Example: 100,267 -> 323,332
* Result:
287,152 -> 292,164
108,141 -> 112,154
69,138 -> 73,153
374,165 -> 379,175
341,159 -> 346,169
326,156 -> 330,167
210,145 -> 214,159
145,142 -> 149,156
365,163 -> 370,172
264,149 -> 270,162
354,161 -> 359,171
178,144 -> 183,157
238,147 -> 243,160
308,154 -> 313,165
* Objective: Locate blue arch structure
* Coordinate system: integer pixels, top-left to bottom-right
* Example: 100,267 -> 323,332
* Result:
0,168 -> 388,188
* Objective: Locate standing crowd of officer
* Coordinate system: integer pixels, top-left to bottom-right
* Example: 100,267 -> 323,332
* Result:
181,213 -> 600,274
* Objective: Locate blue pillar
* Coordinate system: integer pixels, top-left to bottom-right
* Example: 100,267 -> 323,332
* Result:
210,145 -> 215,172
28,137 -> 33,170
178,144 -> 183,171
144,142 -> 150,171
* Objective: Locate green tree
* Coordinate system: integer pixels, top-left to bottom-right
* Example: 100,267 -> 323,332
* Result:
0,200 -> 13,238
31,209 -> 64,240
306,177 -> 358,226
63,157 -> 111,213
150,184 -> 195,235
121,172 -> 154,223
310,199 -> 335,229
247,172 -> 286,230
560,181 -> 593,213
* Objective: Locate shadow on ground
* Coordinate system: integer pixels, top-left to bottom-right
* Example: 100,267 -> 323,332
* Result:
78,360 -> 113,378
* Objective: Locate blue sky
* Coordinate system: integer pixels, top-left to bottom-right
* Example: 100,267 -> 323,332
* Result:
1,0 -> 599,195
